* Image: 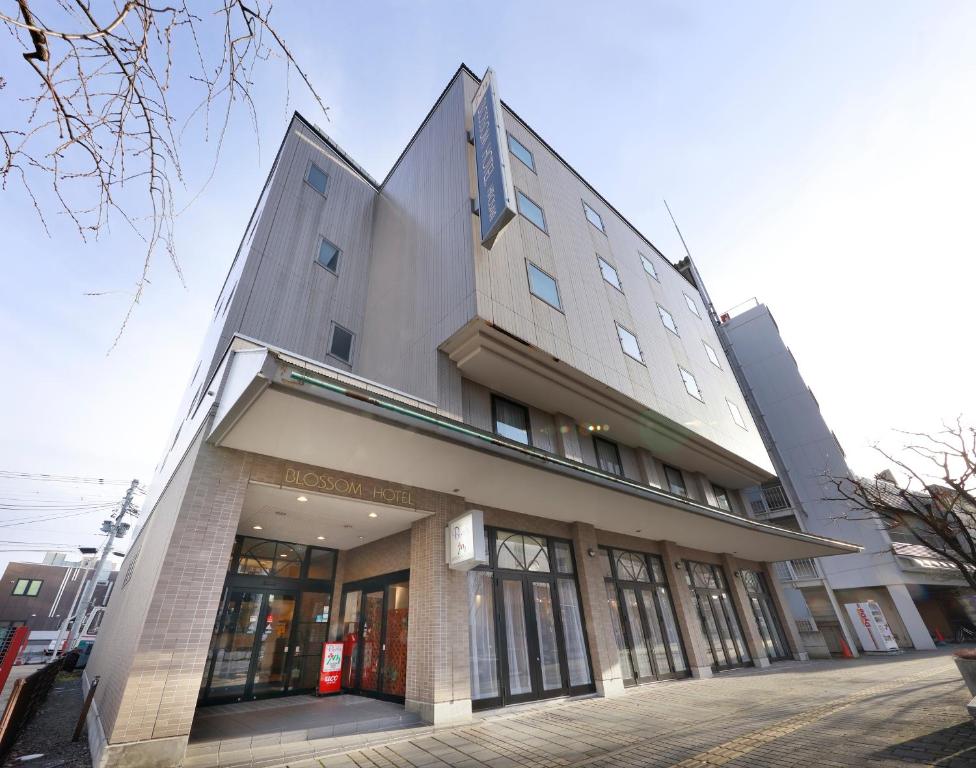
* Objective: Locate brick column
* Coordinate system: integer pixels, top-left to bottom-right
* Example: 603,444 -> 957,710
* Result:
761,562 -> 809,660
405,501 -> 472,725
721,554 -> 769,667
659,541 -> 712,678
570,523 -> 625,697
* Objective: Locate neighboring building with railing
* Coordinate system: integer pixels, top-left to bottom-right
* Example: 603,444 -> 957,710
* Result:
718,302 -> 975,657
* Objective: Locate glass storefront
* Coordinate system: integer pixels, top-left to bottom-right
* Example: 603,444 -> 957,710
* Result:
742,570 -> 791,661
199,536 -> 336,705
600,547 -> 689,684
684,560 -> 751,671
468,529 -> 593,709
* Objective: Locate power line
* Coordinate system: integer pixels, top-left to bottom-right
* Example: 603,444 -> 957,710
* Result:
0,471 -> 147,492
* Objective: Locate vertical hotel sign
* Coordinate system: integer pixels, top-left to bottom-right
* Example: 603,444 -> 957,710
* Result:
472,68 -> 517,248
446,509 -> 488,571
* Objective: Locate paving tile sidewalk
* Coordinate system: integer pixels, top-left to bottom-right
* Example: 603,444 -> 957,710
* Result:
290,650 -> 974,768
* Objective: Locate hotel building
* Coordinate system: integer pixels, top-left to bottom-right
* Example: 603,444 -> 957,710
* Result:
83,65 -> 857,767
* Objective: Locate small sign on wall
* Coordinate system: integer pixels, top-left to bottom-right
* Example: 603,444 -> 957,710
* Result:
446,509 -> 488,570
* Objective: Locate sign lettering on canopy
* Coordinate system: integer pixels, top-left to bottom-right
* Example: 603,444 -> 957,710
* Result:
472,68 -> 517,248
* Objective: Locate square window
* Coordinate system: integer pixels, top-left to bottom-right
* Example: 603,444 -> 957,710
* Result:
616,323 -> 643,362
526,262 -> 561,310
663,465 -> 687,496
684,293 -> 701,317
593,436 -> 623,477
508,134 -> 535,171
492,395 -> 532,445
703,341 -> 721,368
12,579 -> 41,596
329,323 -> 354,363
26,580 -> 41,596
639,252 -> 659,280
598,256 -> 622,290
307,163 -> 329,195
316,239 -> 341,273
713,485 -> 732,512
658,305 -> 679,335
582,201 -> 605,232
679,367 -> 703,401
727,399 -> 747,429
516,190 -> 547,233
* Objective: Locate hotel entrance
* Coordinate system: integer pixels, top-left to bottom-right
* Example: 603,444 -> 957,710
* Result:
199,536 -> 336,705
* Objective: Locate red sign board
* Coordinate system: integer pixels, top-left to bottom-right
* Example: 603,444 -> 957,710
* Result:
318,642 -> 343,695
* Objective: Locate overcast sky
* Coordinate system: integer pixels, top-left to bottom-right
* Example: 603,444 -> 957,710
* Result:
0,1 -> 973,571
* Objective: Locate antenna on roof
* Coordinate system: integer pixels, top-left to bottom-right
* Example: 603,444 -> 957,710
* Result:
662,198 -> 719,325
663,198 -> 692,260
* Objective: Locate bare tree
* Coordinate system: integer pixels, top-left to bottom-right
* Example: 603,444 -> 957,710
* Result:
828,418 -> 976,591
1,1 -> 326,347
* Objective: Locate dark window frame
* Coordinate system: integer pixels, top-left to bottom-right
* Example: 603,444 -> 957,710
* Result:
315,237 -> 342,275
305,162 -> 329,196
663,465 -> 687,497
11,579 -> 42,597
525,260 -> 563,312
491,394 -> 533,446
593,435 -> 624,477
328,322 -> 355,365
507,133 -> 536,172
515,189 -> 548,234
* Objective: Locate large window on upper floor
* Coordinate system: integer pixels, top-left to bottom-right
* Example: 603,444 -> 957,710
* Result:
306,162 -> 329,196
663,465 -> 687,497
516,190 -> 547,233
526,261 -> 562,310
615,323 -> 644,363
597,256 -> 622,291
684,293 -> 701,318
593,436 -> 623,477
328,323 -> 354,364
492,395 -> 531,445
639,252 -> 659,280
727,399 -> 747,429
582,201 -> 605,233
658,305 -> 679,335
679,367 -> 704,402
507,134 -> 535,171
703,341 -> 721,369
316,238 -> 341,274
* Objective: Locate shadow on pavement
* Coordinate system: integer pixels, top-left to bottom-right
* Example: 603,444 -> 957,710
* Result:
873,721 -> 976,766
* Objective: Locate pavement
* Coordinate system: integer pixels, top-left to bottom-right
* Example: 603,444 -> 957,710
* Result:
291,650 -> 975,768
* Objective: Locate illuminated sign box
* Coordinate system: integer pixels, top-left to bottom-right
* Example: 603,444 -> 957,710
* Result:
446,509 -> 488,570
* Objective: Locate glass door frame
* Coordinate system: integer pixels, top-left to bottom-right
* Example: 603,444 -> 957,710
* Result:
684,560 -> 752,672
337,569 -> 410,703
743,570 -> 792,662
472,526 -> 595,711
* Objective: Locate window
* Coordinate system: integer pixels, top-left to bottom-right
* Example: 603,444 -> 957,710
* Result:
684,293 -> 701,317
727,399 -> 747,429
593,436 -> 623,477
328,323 -> 354,363
713,485 -> 732,512
516,190 -> 547,232
526,262 -> 561,310
658,305 -> 678,335
597,256 -> 622,290
679,367 -> 703,401
495,531 -> 550,572
703,341 -> 721,368
615,323 -> 643,362
316,238 -> 341,273
306,163 -> 328,195
492,395 -> 531,445
582,201 -> 605,232
12,579 -> 42,597
663,465 -> 687,496
507,134 -> 535,171
639,252 -> 659,280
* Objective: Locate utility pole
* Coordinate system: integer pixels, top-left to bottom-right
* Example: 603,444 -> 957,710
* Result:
57,479 -> 139,654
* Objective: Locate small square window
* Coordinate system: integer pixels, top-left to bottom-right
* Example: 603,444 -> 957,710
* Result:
684,293 -> 701,318
713,485 -> 732,512
316,239 -> 341,273
593,436 -> 623,477
526,262 -> 561,310
329,323 -> 354,363
639,252 -> 659,280
507,134 -> 535,171
516,190 -> 547,233
616,323 -> 643,362
658,305 -> 679,335
307,163 -> 329,195
703,341 -> 721,368
12,579 -> 42,597
493,395 -> 532,445
727,399 -> 747,429
679,367 -> 703,401
598,256 -> 622,291
663,465 -> 687,496
582,201 -> 605,232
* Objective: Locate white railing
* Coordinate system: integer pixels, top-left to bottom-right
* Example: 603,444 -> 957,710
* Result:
762,484 -> 790,511
774,558 -> 821,582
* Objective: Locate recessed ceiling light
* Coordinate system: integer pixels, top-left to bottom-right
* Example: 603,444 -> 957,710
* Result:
296,495 -> 308,503
253,525 -> 263,530
368,512 -> 378,518
358,536 -> 365,540
317,536 -> 325,540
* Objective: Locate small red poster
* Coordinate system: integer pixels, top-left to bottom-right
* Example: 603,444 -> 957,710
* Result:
318,642 -> 343,695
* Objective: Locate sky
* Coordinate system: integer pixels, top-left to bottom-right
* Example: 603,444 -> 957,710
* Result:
0,1 -> 973,572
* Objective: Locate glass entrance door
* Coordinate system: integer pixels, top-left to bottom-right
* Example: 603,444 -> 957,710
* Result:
685,561 -> 751,671
743,571 -> 790,661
